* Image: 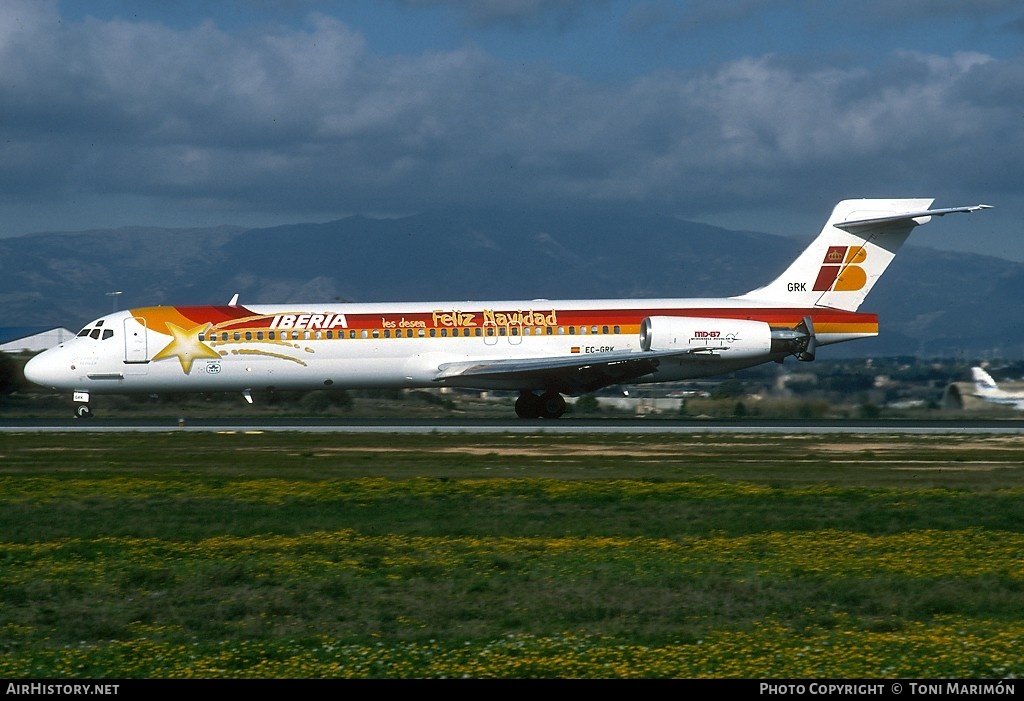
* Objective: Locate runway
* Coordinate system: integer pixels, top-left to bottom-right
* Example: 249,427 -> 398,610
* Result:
3,417 -> 1024,434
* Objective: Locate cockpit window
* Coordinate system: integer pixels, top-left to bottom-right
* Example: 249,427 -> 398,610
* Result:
78,318 -> 108,338
79,327 -> 115,340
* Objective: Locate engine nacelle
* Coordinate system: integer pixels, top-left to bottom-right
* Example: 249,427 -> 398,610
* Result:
639,316 -> 773,357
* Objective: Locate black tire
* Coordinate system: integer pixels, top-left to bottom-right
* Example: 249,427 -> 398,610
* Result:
515,392 -> 542,419
540,392 -> 566,419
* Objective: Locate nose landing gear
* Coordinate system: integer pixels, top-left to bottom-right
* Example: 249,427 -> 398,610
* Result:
73,391 -> 93,419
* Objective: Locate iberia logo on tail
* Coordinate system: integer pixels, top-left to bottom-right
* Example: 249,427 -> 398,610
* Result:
812,245 -> 867,292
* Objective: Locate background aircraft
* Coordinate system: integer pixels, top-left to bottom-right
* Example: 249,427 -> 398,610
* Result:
24,198 -> 989,418
970,366 -> 1024,410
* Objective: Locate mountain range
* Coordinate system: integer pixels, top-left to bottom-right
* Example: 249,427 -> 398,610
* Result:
2,208 -> 1021,358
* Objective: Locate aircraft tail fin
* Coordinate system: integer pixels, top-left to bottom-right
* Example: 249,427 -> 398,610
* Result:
970,366 -> 1024,409
734,199 -> 992,312
972,366 -> 1000,395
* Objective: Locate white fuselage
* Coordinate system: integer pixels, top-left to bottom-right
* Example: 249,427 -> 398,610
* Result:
23,298 -> 877,397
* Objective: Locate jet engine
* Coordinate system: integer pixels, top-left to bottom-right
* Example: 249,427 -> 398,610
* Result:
639,316 -> 773,357
640,315 -> 819,361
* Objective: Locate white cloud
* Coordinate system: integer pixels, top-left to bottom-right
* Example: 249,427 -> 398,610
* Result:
0,1 -> 1019,255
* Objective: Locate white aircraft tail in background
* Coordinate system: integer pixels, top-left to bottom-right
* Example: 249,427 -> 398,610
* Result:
970,367 -> 1024,410
24,198 -> 991,419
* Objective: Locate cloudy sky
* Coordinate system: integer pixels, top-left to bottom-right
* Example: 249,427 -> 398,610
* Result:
2,0 -> 1021,259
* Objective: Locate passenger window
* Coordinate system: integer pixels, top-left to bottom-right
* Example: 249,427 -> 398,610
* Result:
614,326 -> 620,334
245,332 -> 253,341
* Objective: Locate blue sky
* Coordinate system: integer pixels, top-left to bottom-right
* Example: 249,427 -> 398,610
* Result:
2,0 -> 1021,259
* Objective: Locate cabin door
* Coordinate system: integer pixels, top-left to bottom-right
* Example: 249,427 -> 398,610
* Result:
123,317 -> 149,370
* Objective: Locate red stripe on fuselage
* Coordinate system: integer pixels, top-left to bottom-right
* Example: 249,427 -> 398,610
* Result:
143,305 -> 876,331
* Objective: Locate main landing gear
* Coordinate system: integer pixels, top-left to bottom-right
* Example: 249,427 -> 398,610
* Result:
515,391 -> 567,419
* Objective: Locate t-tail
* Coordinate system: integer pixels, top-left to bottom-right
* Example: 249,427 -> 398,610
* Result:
970,366 -> 1024,409
972,366 -> 1000,396
735,199 -> 992,312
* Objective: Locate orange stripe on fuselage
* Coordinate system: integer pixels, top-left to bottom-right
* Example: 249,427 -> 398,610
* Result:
131,305 -> 878,335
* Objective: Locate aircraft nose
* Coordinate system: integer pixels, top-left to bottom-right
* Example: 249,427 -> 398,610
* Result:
23,348 -> 65,389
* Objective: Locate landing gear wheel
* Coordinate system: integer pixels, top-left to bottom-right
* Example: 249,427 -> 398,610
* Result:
74,404 -> 93,419
515,392 -> 542,419
539,392 -> 566,419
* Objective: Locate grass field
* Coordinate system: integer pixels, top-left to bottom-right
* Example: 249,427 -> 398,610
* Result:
0,430 -> 1021,678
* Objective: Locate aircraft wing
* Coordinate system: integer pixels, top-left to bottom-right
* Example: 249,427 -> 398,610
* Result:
434,347 -> 723,395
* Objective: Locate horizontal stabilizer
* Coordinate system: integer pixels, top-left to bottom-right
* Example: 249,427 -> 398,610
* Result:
835,204 -> 992,232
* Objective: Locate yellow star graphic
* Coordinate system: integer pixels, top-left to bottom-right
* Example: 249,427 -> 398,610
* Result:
152,322 -> 221,374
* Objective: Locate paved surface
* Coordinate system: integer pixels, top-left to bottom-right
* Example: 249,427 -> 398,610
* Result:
3,418 -> 1024,434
